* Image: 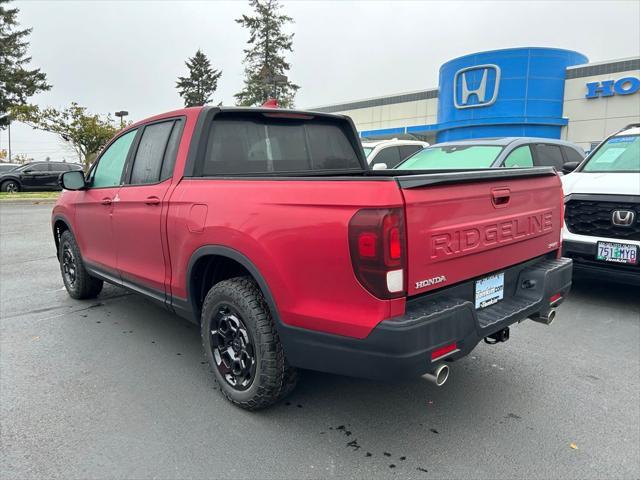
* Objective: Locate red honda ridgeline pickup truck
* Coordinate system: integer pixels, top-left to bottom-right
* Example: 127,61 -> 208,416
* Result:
53,106 -> 572,409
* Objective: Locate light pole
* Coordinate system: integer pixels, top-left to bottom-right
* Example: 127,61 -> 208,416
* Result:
115,110 -> 129,129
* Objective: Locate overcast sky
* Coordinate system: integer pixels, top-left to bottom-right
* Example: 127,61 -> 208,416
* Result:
3,0 -> 640,162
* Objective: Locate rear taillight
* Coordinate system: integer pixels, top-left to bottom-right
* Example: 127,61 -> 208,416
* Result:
348,208 -> 406,299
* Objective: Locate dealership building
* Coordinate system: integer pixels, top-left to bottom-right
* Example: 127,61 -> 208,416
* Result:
311,47 -> 640,151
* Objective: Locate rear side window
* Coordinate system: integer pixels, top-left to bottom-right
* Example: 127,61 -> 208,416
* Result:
372,147 -> 401,168
92,130 -> 137,188
50,163 -> 70,172
562,146 -> 584,163
201,115 -> 361,175
399,145 -> 423,161
534,144 -> 564,169
503,145 -> 534,168
130,121 -> 174,184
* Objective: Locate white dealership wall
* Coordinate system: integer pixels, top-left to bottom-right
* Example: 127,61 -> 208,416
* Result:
562,58 -> 640,149
312,56 -> 640,149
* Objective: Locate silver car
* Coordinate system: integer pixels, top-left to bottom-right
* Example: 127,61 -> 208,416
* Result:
394,137 -> 585,172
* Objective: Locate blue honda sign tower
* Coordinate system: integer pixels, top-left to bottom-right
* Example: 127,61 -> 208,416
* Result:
436,47 -> 588,142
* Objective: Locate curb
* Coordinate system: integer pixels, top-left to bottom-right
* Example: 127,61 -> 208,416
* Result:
0,199 -> 57,205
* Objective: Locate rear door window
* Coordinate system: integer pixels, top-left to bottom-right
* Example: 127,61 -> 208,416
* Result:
50,163 -> 70,172
503,145 -> 534,168
372,147 -> 401,168
130,121 -> 174,184
201,114 -> 361,175
533,144 -> 564,169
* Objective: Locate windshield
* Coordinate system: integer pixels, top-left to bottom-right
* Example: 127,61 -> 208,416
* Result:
362,147 -> 373,157
395,145 -> 503,170
582,135 -> 639,172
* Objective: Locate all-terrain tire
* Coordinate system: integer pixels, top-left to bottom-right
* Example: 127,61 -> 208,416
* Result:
59,230 -> 103,299
201,276 -> 297,410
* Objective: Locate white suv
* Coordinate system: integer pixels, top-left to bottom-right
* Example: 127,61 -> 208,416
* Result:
562,123 -> 639,285
361,139 -> 428,169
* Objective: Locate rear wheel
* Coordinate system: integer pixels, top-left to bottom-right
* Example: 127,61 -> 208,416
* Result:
59,230 -> 103,299
201,277 -> 297,410
1,180 -> 20,193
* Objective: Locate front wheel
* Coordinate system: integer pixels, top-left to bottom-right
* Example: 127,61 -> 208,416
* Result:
1,180 -> 20,193
201,277 -> 298,410
59,230 -> 103,299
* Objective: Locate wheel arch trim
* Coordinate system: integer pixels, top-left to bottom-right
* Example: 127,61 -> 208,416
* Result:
52,214 -> 73,256
185,245 -> 283,327
0,176 -> 22,188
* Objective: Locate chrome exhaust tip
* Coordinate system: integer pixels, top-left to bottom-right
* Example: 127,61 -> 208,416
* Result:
531,308 -> 557,326
423,363 -> 450,387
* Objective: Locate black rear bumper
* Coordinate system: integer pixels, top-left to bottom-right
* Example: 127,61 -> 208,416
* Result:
280,256 -> 573,380
563,240 -> 640,286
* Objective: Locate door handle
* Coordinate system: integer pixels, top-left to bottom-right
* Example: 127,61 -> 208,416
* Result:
101,198 -> 112,206
145,196 -> 161,206
491,188 -> 511,207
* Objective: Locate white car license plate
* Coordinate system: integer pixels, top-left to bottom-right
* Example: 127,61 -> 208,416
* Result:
475,273 -> 505,309
596,241 -> 638,265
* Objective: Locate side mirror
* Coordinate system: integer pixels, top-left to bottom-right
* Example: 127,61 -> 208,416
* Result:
562,161 -> 580,174
371,163 -> 388,170
60,170 -> 86,190
22,169 -> 34,174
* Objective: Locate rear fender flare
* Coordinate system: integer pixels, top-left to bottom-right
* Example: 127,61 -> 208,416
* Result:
186,245 -> 284,328
52,214 -> 73,257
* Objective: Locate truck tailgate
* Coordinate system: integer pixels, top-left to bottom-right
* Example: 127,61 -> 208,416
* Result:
399,170 -> 562,296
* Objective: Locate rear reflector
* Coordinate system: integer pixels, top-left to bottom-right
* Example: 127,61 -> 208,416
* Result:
386,269 -> 404,293
550,293 -> 562,303
431,342 -> 457,361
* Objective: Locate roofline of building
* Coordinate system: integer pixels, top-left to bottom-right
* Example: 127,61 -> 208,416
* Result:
310,55 -> 640,113
566,56 -> 640,69
565,57 -> 640,79
310,87 -> 439,113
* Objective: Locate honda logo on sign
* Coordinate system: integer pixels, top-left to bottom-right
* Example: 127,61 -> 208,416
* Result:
454,64 -> 501,109
611,210 -> 636,227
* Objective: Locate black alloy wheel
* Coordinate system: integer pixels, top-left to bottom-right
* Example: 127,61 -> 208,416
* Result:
1,181 -> 19,193
61,243 -> 77,287
210,304 -> 256,391
200,277 -> 298,409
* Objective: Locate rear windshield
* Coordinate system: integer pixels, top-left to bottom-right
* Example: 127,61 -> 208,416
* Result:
201,114 -> 362,175
396,145 -> 503,170
582,135 -> 639,172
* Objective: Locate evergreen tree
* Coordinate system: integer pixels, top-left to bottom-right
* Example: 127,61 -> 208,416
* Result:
176,50 -> 222,107
235,0 -> 299,108
0,0 -> 51,127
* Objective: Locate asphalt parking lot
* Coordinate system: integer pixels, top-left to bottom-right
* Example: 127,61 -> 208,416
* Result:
1,202 -> 639,480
